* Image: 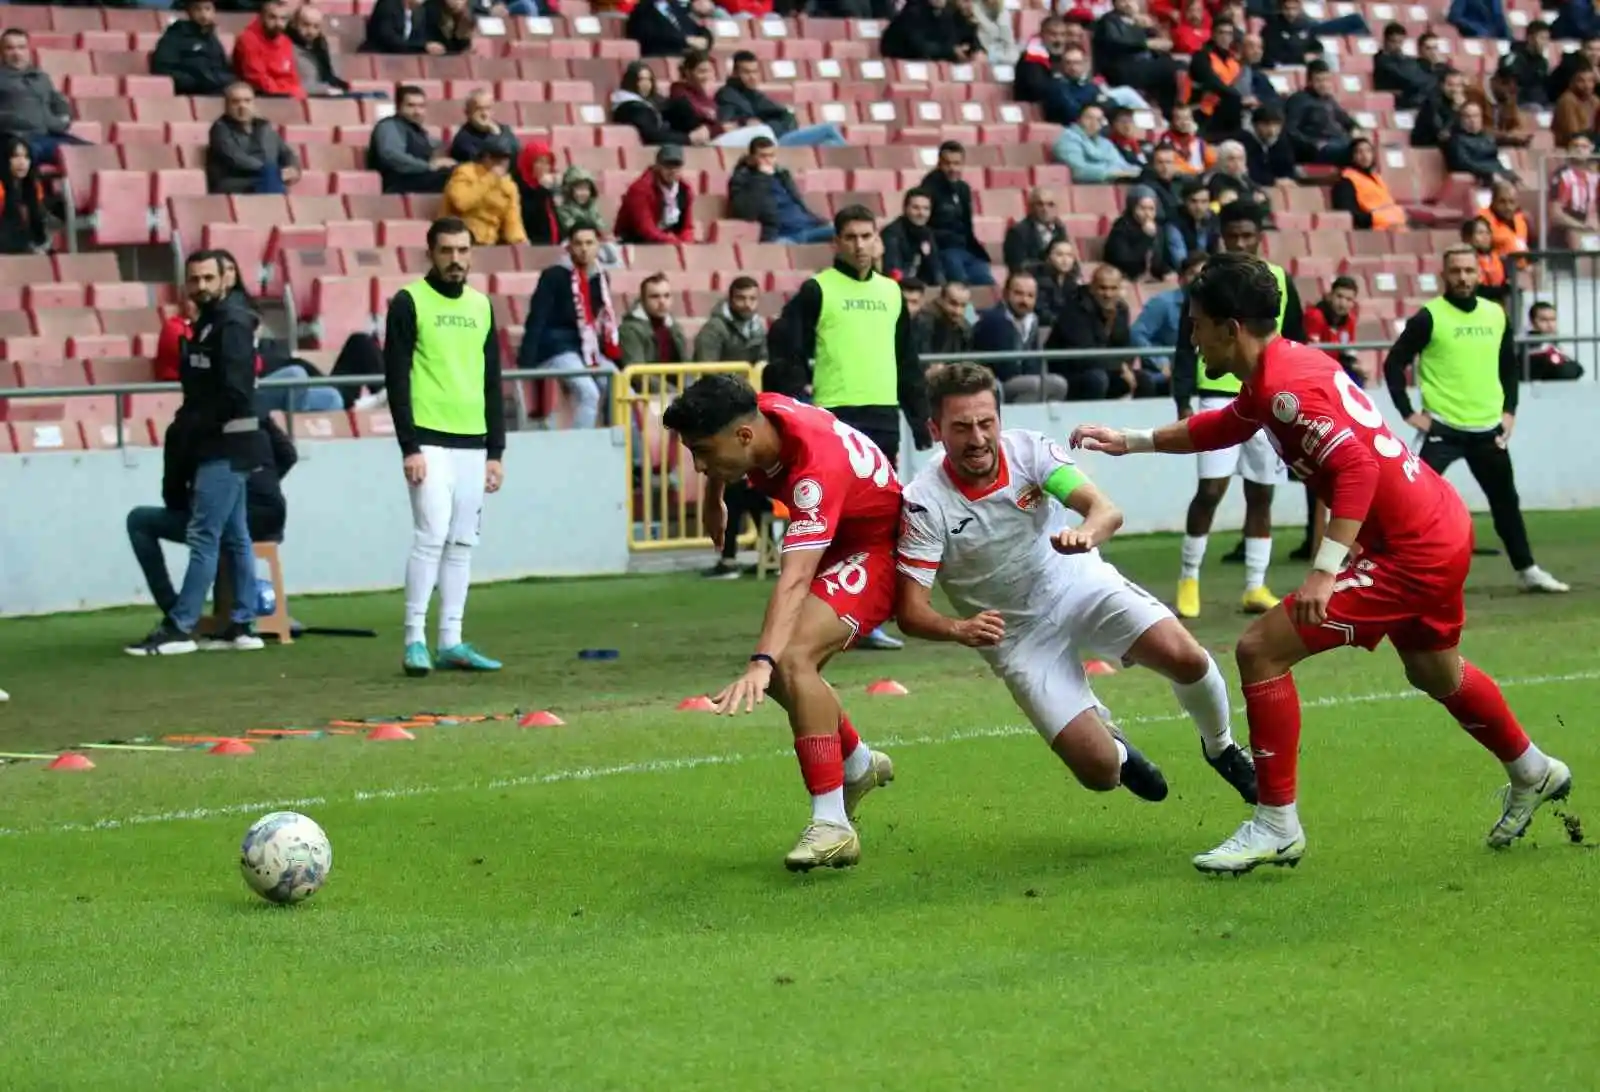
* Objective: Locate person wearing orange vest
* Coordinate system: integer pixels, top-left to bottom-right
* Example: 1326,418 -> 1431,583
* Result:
1190,21 -> 1248,135
1331,137 -> 1408,231
1461,216 -> 1510,304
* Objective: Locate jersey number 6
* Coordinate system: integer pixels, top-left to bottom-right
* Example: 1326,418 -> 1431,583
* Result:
832,420 -> 895,488
1333,369 -> 1419,482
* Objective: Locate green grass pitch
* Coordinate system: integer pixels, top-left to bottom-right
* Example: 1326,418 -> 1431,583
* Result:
1,512 -> 1598,1091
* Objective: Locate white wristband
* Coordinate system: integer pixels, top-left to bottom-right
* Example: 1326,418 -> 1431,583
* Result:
1124,428 -> 1155,453
1312,538 -> 1350,575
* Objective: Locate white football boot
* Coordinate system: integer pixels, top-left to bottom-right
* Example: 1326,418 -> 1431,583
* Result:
1488,758 -> 1573,848
1194,816 -> 1307,875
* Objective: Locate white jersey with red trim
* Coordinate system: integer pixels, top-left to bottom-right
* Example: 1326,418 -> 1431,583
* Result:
897,429 -> 1103,627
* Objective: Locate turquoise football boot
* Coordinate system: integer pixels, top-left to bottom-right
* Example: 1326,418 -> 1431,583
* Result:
436,642 -> 502,672
403,641 -> 433,678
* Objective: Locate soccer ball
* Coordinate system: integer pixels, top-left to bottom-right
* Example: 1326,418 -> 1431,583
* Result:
240,811 -> 333,904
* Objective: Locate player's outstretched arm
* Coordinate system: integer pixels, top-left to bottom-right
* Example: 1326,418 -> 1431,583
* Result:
894,574 -> 1004,647
712,544 -> 827,715
1052,480 -> 1124,554
1070,420 -> 1199,455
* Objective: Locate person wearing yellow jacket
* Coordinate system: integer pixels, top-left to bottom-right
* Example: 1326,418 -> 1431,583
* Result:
440,133 -> 527,246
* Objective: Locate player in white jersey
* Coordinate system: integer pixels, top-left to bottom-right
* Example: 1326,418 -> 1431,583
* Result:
895,364 -> 1259,803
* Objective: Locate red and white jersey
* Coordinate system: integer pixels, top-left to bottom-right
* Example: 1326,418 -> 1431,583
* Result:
744,393 -> 903,555
1186,339 -> 1469,555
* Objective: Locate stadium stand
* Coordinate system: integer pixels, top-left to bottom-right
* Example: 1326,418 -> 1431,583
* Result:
0,0 -> 1574,456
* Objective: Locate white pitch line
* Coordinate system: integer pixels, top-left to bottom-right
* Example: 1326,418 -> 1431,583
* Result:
1,669 -> 1594,840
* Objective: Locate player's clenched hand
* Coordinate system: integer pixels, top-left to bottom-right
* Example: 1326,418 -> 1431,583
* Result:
1292,570 -> 1336,627
1069,425 -> 1128,456
403,453 -> 427,485
1496,412 -> 1515,449
485,459 -> 504,494
713,660 -> 771,715
1405,411 -> 1433,435
1052,528 -> 1096,554
702,499 -> 728,552
954,610 -> 1005,647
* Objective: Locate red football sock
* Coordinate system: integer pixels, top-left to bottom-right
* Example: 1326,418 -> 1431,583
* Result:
1243,673 -> 1302,807
838,714 -> 862,759
794,734 -> 845,795
1439,660 -> 1530,762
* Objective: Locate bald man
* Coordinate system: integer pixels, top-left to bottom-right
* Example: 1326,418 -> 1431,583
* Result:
1002,186 -> 1069,272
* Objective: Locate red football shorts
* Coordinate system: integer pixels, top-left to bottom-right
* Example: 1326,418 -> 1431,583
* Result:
1285,530 -> 1475,654
807,537 -> 897,648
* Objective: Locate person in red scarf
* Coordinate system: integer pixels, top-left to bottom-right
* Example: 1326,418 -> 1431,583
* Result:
1154,104 -> 1216,173
516,226 -> 621,429
513,139 -> 560,246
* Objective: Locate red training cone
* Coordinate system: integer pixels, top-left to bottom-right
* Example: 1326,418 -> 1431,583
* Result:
866,679 -> 909,696
366,724 -> 416,742
46,753 -> 94,772
676,695 -> 716,712
518,710 -> 565,727
208,739 -> 255,756
1084,659 -> 1119,676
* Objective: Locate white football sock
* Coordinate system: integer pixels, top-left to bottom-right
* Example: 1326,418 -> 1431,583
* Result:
843,739 -> 874,782
1256,802 -> 1300,836
1172,655 -> 1235,758
404,539 -> 442,647
1506,742 -> 1551,786
812,787 -> 850,826
1113,737 -> 1129,766
1244,536 -> 1272,592
436,542 -> 473,649
1180,535 -> 1208,580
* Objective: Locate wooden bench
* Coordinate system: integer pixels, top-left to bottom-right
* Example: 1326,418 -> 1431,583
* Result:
199,542 -> 293,644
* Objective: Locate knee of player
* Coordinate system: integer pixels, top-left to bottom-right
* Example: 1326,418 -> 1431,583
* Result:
773,646 -> 818,690
1194,479 -> 1228,506
1233,626 -> 1283,681
1401,650 -> 1462,699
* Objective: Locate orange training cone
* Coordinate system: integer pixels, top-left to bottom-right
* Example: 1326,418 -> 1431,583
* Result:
46,753 -> 94,771
866,679 -> 909,696
519,710 -> 565,727
366,724 -> 416,742
676,695 -> 716,712
1084,659 -> 1119,676
208,739 -> 255,756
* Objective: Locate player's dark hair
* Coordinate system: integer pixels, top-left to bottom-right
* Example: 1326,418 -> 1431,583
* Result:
396,83 -> 425,103
833,204 -> 877,235
662,373 -> 759,439
1217,200 -> 1264,229
1179,252 -> 1208,277
1459,216 -> 1490,242
1189,252 -> 1280,336
1331,274 -> 1359,293
938,139 -> 965,158
427,216 -> 472,249
925,361 -> 1000,415
901,276 -> 927,293
1529,300 -> 1556,322
727,274 -> 759,295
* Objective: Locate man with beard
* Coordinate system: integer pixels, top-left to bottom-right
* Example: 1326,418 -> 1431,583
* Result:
894,362 -> 1257,805
384,218 -> 508,676
880,187 -> 945,285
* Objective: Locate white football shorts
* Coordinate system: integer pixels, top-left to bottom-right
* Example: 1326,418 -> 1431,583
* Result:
1194,394 -> 1284,485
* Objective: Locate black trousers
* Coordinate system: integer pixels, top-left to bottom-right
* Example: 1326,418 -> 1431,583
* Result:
829,406 -> 901,466
1419,422 -> 1535,571
719,480 -> 770,561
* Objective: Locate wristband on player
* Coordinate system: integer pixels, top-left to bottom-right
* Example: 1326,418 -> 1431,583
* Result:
749,653 -> 776,669
1124,428 -> 1156,453
1312,539 -> 1350,575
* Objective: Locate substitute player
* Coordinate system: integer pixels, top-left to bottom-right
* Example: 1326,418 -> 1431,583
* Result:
1073,253 -> 1572,875
384,217 -> 506,677
1170,201 -> 1305,619
663,374 -> 899,872
895,363 -> 1257,806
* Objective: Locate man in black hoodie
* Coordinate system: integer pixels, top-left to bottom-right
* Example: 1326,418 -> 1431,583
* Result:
1373,24 -> 1442,111
625,0 -> 709,58
880,186 -> 944,285
920,141 -> 994,286
150,0 -> 234,97
126,250 -> 269,657
717,51 -> 846,147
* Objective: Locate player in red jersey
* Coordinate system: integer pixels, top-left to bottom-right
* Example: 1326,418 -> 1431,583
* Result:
1071,253 -> 1572,875
662,374 -> 900,872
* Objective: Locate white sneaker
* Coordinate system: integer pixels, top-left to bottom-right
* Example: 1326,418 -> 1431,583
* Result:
1488,758 -> 1573,848
783,820 -> 860,872
1193,818 -> 1307,875
1517,566 -> 1570,594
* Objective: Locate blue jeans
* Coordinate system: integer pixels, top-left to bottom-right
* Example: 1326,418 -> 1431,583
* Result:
170,460 -> 255,632
1312,14 -> 1371,34
256,364 -> 344,415
776,222 -> 836,244
777,123 -> 848,148
127,505 -> 190,616
938,248 -> 995,286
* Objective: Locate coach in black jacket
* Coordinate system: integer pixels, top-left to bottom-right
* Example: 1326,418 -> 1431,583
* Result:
126,250 -> 270,657
149,0 -> 234,96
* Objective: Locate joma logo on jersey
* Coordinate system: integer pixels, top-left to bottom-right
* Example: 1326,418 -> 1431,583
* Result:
1449,325 -> 1496,339
1015,486 -> 1043,511
433,314 -> 480,329
841,299 -> 889,313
